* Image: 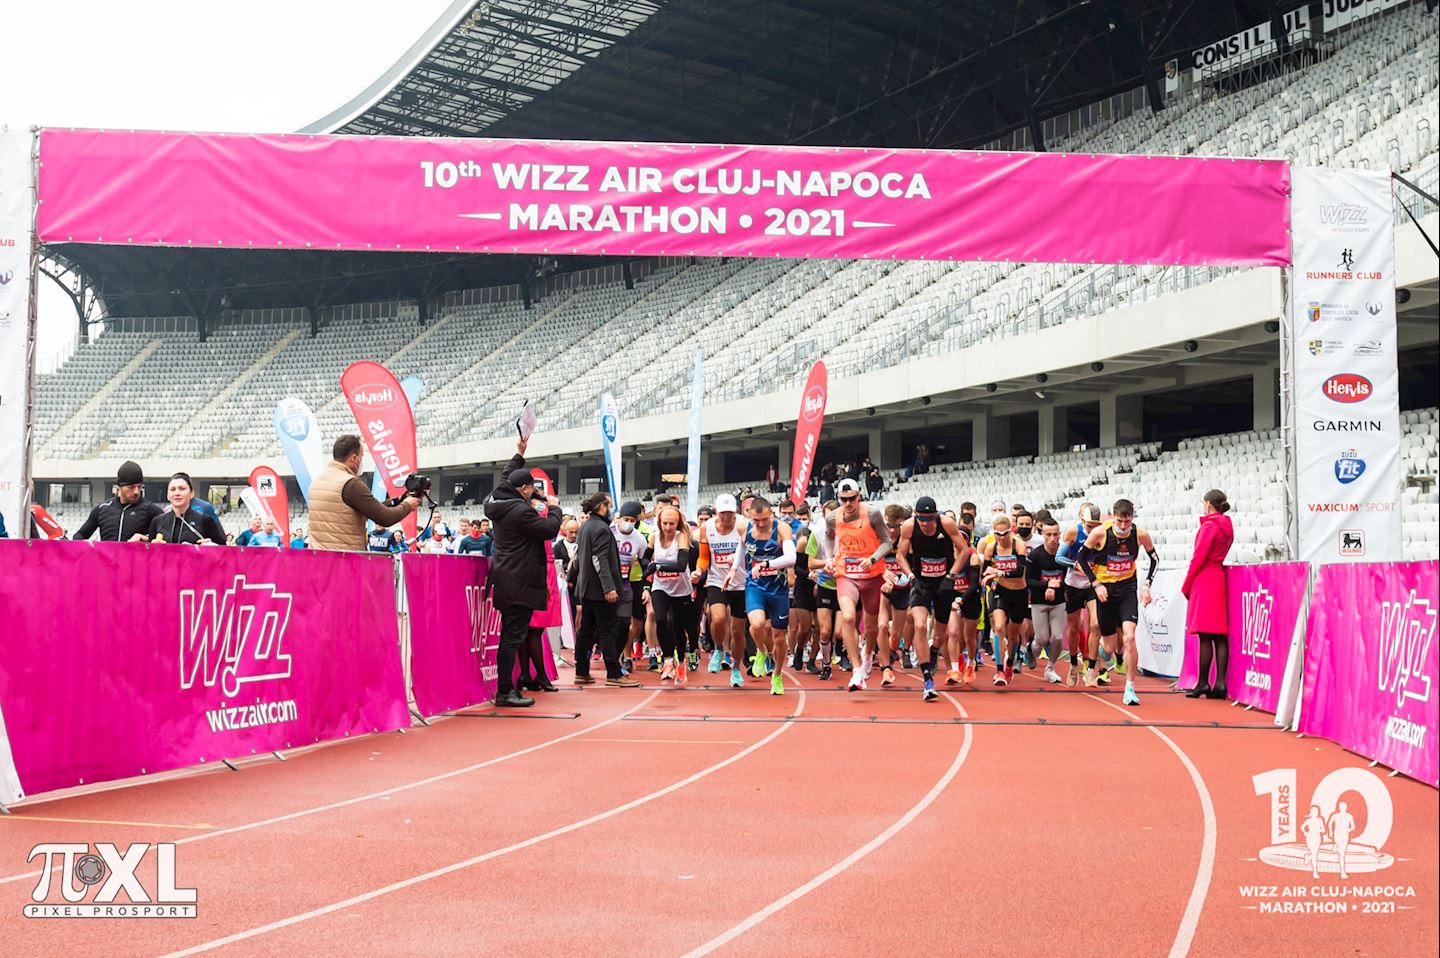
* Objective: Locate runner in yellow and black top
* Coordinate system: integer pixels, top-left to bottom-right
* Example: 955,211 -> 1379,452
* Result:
1076,498 -> 1158,707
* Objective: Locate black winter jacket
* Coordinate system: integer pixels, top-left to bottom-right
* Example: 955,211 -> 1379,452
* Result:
484,455 -> 563,610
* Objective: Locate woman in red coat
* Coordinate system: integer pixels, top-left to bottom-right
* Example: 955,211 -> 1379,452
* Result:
1181,489 -> 1235,699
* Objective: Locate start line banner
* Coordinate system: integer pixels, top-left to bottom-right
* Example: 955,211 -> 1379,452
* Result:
36,129 -> 1290,267
0,541 -> 408,798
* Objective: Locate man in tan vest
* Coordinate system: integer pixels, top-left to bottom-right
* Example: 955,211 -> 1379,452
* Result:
308,435 -> 422,551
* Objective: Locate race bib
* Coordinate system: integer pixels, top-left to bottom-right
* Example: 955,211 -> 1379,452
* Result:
994,556 -> 1018,574
842,556 -> 867,575
619,557 -> 634,576
1044,573 -> 1064,590
656,569 -> 682,581
1106,555 -> 1134,576
753,563 -> 778,578
920,557 -> 948,577
713,550 -> 735,567
953,570 -> 971,591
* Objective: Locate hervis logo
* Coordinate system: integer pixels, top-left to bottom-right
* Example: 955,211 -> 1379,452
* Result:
25,843 -> 197,919
350,384 -> 396,411
801,384 -> 826,424
1322,373 -> 1372,403
1251,768 -> 1396,882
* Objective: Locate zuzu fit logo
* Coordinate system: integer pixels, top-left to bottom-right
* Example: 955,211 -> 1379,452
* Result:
25,843 -> 197,919
1334,450 -> 1366,485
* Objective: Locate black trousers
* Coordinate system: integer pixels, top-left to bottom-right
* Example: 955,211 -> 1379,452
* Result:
495,603 -> 532,696
576,600 -> 622,680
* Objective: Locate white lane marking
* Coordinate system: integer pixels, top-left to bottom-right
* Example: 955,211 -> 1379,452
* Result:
157,688 -> 808,957
0,692 -> 661,888
679,690 -> 973,957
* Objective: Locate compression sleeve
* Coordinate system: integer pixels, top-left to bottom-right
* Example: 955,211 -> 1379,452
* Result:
1146,547 -> 1160,586
697,540 -> 712,574
765,538 -> 797,571
868,509 -> 892,562
1076,545 -> 1098,584
653,546 -> 690,573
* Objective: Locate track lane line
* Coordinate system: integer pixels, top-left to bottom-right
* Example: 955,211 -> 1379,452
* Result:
679,688 -> 973,958
156,685 -> 808,957
0,691 -> 660,888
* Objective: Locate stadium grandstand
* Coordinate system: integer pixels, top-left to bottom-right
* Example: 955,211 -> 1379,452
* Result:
28,0 -> 1439,563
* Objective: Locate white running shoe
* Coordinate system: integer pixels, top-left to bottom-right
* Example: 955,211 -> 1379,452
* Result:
1045,666 -> 1061,684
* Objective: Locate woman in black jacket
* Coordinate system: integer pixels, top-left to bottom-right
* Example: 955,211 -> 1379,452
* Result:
484,439 -> 564,707
573,492 -> 640,687
149,473 -> 227,546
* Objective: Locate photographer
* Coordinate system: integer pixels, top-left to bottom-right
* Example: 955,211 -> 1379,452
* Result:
308,435 -> 422,552
148,473 -> 227,545
484,438 -> 563,708
72,461 -> 165,542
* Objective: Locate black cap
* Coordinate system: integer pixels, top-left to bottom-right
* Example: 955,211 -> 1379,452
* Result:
508,468 -> 535,487
117,460 -> 144,486
618,501 -> 643,519
914,496 -> 939,516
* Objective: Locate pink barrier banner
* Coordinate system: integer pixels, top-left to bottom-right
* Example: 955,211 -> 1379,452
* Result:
1224,563 -> 1308,712
0,541 -> 407,799
403,554 -> 560,717
37,129 -> 1291,267
1301,561 -> 1439,787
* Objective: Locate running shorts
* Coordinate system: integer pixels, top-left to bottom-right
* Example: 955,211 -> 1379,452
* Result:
792,576 -> 817,612
1065,583 -> 1096,615
883,584 -> 911,611
1096,579 -> 1140,635
745,584 -> 790,629
630,591 -> 646,622
838,575 -> 884,617
910,577 -> 955,625
992,586 -> 1030,624
816,586 -> 839,612
705,586 -> 747,618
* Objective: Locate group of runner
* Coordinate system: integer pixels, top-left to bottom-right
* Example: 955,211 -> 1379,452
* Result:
599,485 -> 1158,707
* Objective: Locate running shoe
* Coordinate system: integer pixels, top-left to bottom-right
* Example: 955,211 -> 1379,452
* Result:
1045,666 -> 1061,684
992,670 -> 1008,687
807,659 -> 822,675
819,664 -> 832,681
838,656 -> 853,672
708,649 -> 724,673
1083,668 -> 1099,688
1023,645 -> 1035,669
1065,665 -> 1079,688
846,677 -> 868,692
1123,683 -> 1140,707
676,657 -> 688,687
661,659 -> 675,682
1004,665 -> 1015,684
791,649 -> 804,671
771,673 -> 785,696
975,647 -> 985,667
1097,669 -> 1113,686
1116,656 -> 1128,676
923,677 -> 938,702
945,669 -> 961,686
1057,650 -> 1072,665
648,655 -> 661,671
751,651 -> 767,678
688,651 -> 700,672
964,661 -> 976,686
730,668 -> 744,689
882,667 -> 896,687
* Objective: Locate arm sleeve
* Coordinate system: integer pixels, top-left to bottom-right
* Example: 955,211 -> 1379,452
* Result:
867,509 -> 892,561
1075,545 -> 1098,584
342,477 -> 412,526
1025,555 -> 1047,590
767,539 -> 797,570
74,506 -> 100,541
1146,546 -> 1160,586
653,546 -> 691,573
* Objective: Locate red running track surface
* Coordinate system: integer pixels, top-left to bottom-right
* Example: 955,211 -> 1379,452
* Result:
0,662 -> 1433,957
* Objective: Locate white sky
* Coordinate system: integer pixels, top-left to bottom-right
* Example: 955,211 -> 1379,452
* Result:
4,0 -> 455,370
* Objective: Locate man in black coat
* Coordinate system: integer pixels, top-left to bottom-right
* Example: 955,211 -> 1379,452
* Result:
573,493 -> 641,687
484,438 -> 563,707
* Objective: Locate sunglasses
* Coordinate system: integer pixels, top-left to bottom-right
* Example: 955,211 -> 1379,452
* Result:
916,514 -> 938,522
840,495 -> 860,503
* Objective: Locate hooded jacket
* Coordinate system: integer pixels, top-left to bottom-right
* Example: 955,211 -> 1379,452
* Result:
484,454 -> 563,610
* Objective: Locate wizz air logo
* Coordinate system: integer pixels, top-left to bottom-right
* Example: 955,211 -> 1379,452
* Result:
466,585 -> 501,680
1377,591 -> 1436,709
1241,586 -> 1275,660
1318,203 -> 1367,226
179,576 -> 293,698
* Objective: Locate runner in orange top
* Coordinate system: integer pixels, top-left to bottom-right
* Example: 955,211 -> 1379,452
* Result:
825,479 -> 894,691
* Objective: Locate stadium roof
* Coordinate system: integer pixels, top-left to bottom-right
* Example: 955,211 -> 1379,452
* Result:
50,0 -> 1311,323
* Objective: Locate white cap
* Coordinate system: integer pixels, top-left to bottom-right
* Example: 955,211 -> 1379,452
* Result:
836,479 -> 862,495
714,494 -> 738,513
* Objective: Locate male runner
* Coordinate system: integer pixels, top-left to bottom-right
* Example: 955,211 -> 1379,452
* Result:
807,500 -> 841,680
698,494 -> 749,688
1059,503 -> 1104,687
1026,518 -> 1068,684
877,503 -> 914,686
826,480 -> 893,691
742,497 -> 797,695
978,513 -> 1028,686
1076,499 -> 1158,706
612,501 -> 649,671
895,496 -> 971,701
789,501 -> 817,672
1013,510 -> 1039,668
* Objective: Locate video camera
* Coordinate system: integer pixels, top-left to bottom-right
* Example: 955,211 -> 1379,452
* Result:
403,473 -> 432,498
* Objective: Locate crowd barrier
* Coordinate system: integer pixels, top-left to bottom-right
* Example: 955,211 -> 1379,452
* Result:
1,543 -> 1434,805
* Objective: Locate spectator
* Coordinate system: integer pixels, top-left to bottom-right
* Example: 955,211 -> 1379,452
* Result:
574,491 -> 638,687
308,435 -> 422,551
148,473 -> 226,545
484,437 -> 563,707
865,465 -> 884,501
449,518 -> 472,553
765,462 -> 779,492
456,518 -> 488,555
390,530 -> 407,554
474,519 -> 494,557
252,519 -> 284,548
235,517 -> 262,547
1183,489 -> 1235,700
225,533 -> 237,546
367,525 -> 394,553
913,443 -> 931,475
290,527 -> 308,549
73,461 -> 164,542
422,533 -> 450,555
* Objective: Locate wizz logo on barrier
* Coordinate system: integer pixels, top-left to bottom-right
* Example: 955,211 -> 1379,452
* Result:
1241,586 -> 1275,660
465,585 -> 501,680
179,576 -> 294,698
1377,591 -> 1436,708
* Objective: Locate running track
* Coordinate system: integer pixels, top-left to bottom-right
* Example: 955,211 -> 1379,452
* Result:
1,665 -> 1434,957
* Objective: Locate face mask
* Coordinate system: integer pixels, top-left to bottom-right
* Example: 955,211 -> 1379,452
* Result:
618,519 -> 635,534
1017,526 -> 1033,538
